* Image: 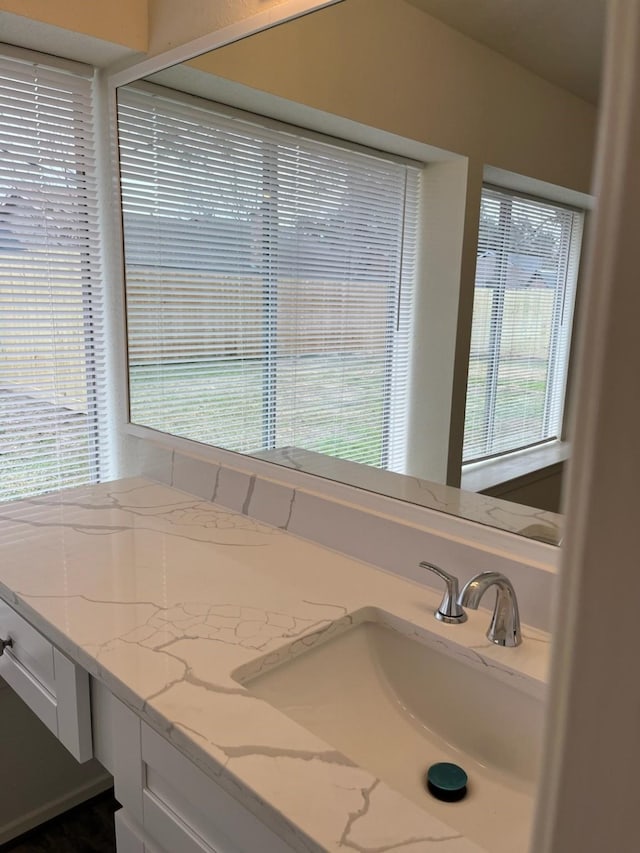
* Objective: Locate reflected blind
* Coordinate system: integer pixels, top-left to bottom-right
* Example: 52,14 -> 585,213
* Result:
463,186 -> 583,463
0,53 -> 106,502
118,85 -> 419,472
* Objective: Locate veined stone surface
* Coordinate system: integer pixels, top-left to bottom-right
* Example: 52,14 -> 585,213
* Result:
0,478 -> 550,853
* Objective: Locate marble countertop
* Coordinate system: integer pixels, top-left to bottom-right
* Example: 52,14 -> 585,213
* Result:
0,478 -> 550,853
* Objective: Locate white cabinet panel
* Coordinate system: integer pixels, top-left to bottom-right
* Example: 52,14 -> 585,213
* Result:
53,648 -> 93,762
112,696 -> 144,824
142,789 -> 225,853
101,696 -> 297,853
115,809 -> 145,853
141,724 -> 294,853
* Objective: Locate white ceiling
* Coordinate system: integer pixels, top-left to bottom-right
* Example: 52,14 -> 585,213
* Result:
405,0 -> 605,104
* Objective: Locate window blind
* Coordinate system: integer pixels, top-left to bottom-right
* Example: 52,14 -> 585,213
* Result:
0,53 -> 106,502
118,85 -> 419,472
463,186 -> 583,463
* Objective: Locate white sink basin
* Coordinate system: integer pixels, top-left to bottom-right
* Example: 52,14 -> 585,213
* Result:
235,611 -> 545,853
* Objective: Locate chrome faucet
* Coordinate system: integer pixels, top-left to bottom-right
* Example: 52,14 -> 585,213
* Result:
458,571 -> 522,647
419,562 -> 467,624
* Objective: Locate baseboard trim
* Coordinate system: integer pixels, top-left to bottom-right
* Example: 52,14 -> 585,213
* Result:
0,773 -> 113,845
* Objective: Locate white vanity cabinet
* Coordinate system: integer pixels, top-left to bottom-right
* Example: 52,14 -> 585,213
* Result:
92,682 -> 298,853
114,809 -> 146,853
114,808 -> 164,853
0,599 -> 93,763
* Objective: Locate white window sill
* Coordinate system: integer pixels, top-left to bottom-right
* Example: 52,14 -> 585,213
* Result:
461,441 -> 570,494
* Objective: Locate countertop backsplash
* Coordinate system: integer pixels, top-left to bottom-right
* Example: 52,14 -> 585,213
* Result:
126,432 -> 558,632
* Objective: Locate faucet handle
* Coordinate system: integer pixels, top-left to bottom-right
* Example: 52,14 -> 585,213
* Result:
419,562 -> 467,624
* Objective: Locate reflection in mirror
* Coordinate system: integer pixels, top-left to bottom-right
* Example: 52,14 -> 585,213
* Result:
117,0 -> 601,544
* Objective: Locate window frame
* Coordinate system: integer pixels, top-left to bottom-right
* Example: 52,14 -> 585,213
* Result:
462,184 -> 584,466
117,82 -> 421,475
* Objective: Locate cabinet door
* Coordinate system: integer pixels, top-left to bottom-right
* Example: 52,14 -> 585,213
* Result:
107,696 -> 296,853
141,724 -> 295,853
142,790 -> 231,853
115,809 -> 145,853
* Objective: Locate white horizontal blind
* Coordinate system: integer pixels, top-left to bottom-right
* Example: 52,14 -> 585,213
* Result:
119,85 -> 419,472
463,186 -> 583,462
0,53 -> 106,502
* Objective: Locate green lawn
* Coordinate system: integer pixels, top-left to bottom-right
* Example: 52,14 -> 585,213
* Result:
463,287 -> 558,460
129,353 -> 389,467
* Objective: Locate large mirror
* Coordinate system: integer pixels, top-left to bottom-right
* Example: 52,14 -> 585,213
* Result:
116,0 -> 603,544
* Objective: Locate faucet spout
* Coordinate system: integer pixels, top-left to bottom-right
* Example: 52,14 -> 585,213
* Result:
459,571 -> 522,647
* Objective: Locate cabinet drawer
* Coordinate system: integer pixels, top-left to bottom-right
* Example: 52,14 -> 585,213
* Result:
0,600 -> 93,763
0,643 -> 58,735
141,724 -> 295,853
0,599 -> 55,693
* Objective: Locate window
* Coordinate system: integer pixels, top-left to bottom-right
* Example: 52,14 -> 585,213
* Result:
463,186 -> 583,463
118,85 -> 419,473
0,52 -> 106,502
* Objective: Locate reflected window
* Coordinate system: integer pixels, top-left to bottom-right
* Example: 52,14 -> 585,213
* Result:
463,186 -> 584,462
118,85 -> 419,472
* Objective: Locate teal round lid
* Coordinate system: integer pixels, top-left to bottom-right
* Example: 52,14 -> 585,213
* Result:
426,762 -> 468,802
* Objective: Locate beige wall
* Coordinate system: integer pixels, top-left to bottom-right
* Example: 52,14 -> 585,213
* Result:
192,0 -> 597,193
482,464 -> 564,514
0,0 -> 148,50
0,0 -> 339,59
147,0 -> 329,55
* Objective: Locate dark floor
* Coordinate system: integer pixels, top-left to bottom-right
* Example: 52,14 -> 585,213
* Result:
1,790 -> 118,853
